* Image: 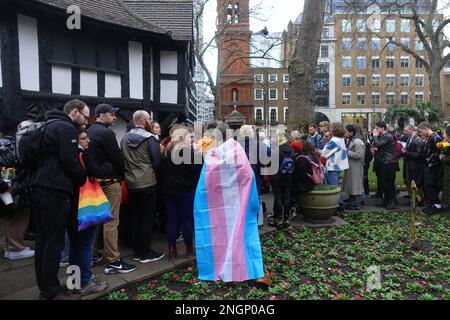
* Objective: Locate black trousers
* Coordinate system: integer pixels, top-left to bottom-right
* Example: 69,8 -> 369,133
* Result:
129,186 -> 157,258
272,185 -> 291,221
31,188 -> 71,300
424,166 -> 442,205
379,163 -> 397,202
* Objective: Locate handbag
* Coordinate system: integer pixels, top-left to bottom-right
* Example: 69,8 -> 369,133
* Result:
77,153 -> 113,231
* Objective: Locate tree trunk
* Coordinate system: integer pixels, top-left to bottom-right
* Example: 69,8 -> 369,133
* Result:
428,64 -> 443,110
287,0 -> 326,132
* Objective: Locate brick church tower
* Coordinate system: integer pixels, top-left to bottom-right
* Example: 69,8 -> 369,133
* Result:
216,0 -> 253,123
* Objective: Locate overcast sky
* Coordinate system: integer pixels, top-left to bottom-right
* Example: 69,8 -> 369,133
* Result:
202,0 -> 449,81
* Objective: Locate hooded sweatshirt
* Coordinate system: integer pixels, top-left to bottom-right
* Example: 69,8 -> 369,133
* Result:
121,128 -> 161,190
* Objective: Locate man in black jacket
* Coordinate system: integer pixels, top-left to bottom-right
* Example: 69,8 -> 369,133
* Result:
418,122 -> 444,214
372,121 -> 398,209
29,99 -> 88,300
84,104 -> 135,274
402,125 -> 425,205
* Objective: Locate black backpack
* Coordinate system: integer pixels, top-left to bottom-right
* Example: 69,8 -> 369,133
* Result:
15,119 -> 57,169
0,136 -> 17,168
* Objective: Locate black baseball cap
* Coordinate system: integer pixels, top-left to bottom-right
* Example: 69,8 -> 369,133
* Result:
95,104 -> 119,116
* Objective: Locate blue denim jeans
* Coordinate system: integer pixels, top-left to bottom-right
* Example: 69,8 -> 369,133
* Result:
326,171 -> 343,206
326,171 -> 340,187
69,226 -> 96,286
61,231 -> 70,262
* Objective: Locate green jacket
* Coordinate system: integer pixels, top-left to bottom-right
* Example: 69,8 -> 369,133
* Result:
121,128 -> 160,190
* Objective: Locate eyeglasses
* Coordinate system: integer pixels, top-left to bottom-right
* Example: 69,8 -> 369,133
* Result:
80,111 -> 90,121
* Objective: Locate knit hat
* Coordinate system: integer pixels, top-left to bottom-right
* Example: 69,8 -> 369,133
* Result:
291,141 -> 303,153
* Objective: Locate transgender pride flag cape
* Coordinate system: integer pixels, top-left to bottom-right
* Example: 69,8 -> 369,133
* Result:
194,139 -> 264,282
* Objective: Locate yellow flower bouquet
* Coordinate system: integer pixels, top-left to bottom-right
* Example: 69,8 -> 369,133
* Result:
436,141 -> 450,155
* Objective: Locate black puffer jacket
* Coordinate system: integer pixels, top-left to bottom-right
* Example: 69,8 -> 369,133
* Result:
84,122 -> 124,179
30,109 -> 87,194
424,132 -> 443,168
0,178 -> 8,193
373,133 -> 397,165
270,143 -> 294,187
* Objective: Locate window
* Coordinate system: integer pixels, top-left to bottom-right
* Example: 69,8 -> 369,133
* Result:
342,57 -> 351,69
371,19 -> 381,32
357,93 -> 366,105
342,38 -> 352,51
357,75 -> 366,87
342,75 -> 351,87
320,45 -> 329,58
415,39 -> 424,51
386,75 -> 396,87
342,93 -> 351,105
401,38 -> 410,48
387,93 -> 396,104
386,57 -> 395,68
316,62 -> 329,73
372,75 -> 381,87
322,27 -> 330,38
372,93 -> 380,105
400,93 -> 409,104
387,39 -> 395,52
283,74 -> 289,83
255,108 -> 263,121
415,92 -> 424,103
357,56 -> 366,69
386,19 -> 396,32
415,58 -> 424,68
401,19 -> 410,32
342,19 -> 351,32
284,107 -> 289,123
371,57 -> 380,69
231,88 -> 238,102
415,74 -> 424,86
314,79 -> 329,91
269,74 -> 278,82
269,108 -> 277,124
254,89 -> 263,100
254,74 -> 263,83
269,88 -> 278,100
357,38 -> 366,51
372,38 -> 381,51
400,75 -> 409,86
357,19 -> 366,32
283,88 -> 288,100
401,57 -> 409,68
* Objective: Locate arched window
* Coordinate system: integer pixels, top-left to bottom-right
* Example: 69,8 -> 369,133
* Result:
234,3 -> 240,23
227,3 -> 233,21
231,88 -> 238,102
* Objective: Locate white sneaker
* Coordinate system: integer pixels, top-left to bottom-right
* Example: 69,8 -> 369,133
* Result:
7,248 -> 35,260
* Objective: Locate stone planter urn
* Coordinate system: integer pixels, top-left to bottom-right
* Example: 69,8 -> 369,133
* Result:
298,187 -> 341,223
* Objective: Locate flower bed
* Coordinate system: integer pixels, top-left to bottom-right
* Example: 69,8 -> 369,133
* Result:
106,211 -> 449,300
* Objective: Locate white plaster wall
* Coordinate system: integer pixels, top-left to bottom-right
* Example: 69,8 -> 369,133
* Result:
105,73 -> 122,98
52,65 -> 72,95
160,79 -> 178,104
110,117 -> 128,146
160,50 -> 178,75
17,14 -> 40,91
129,41 -> 143,99
80,70 -> 98,96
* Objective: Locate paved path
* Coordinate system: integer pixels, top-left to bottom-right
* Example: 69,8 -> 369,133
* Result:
0,192 -> 410,300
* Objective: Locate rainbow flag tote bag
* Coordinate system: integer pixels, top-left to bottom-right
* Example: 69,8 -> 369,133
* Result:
194,139 -> 264,282
78,154 -> 113,231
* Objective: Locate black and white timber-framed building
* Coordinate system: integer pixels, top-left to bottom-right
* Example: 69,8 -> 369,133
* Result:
0,0 -> 197,138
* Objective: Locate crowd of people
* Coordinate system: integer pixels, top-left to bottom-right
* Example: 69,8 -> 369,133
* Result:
1,99 -> 449,300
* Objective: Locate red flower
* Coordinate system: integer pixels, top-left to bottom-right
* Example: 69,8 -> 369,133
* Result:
187,266 -> 193,271
120,288 -> 126,293
336,293 -> 342,299
270,295 -> 277,300
412,268 -> 417,273
151,282 -> 157,289
281,284 -> 287,289
172,274 -> 178,281
354,295 -> 362,300
169,290 -> 174,295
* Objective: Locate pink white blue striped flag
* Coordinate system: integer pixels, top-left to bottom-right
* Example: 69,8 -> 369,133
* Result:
194,139 -> 264,282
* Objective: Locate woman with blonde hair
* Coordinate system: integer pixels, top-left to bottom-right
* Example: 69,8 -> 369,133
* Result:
161,126 -> 202,260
